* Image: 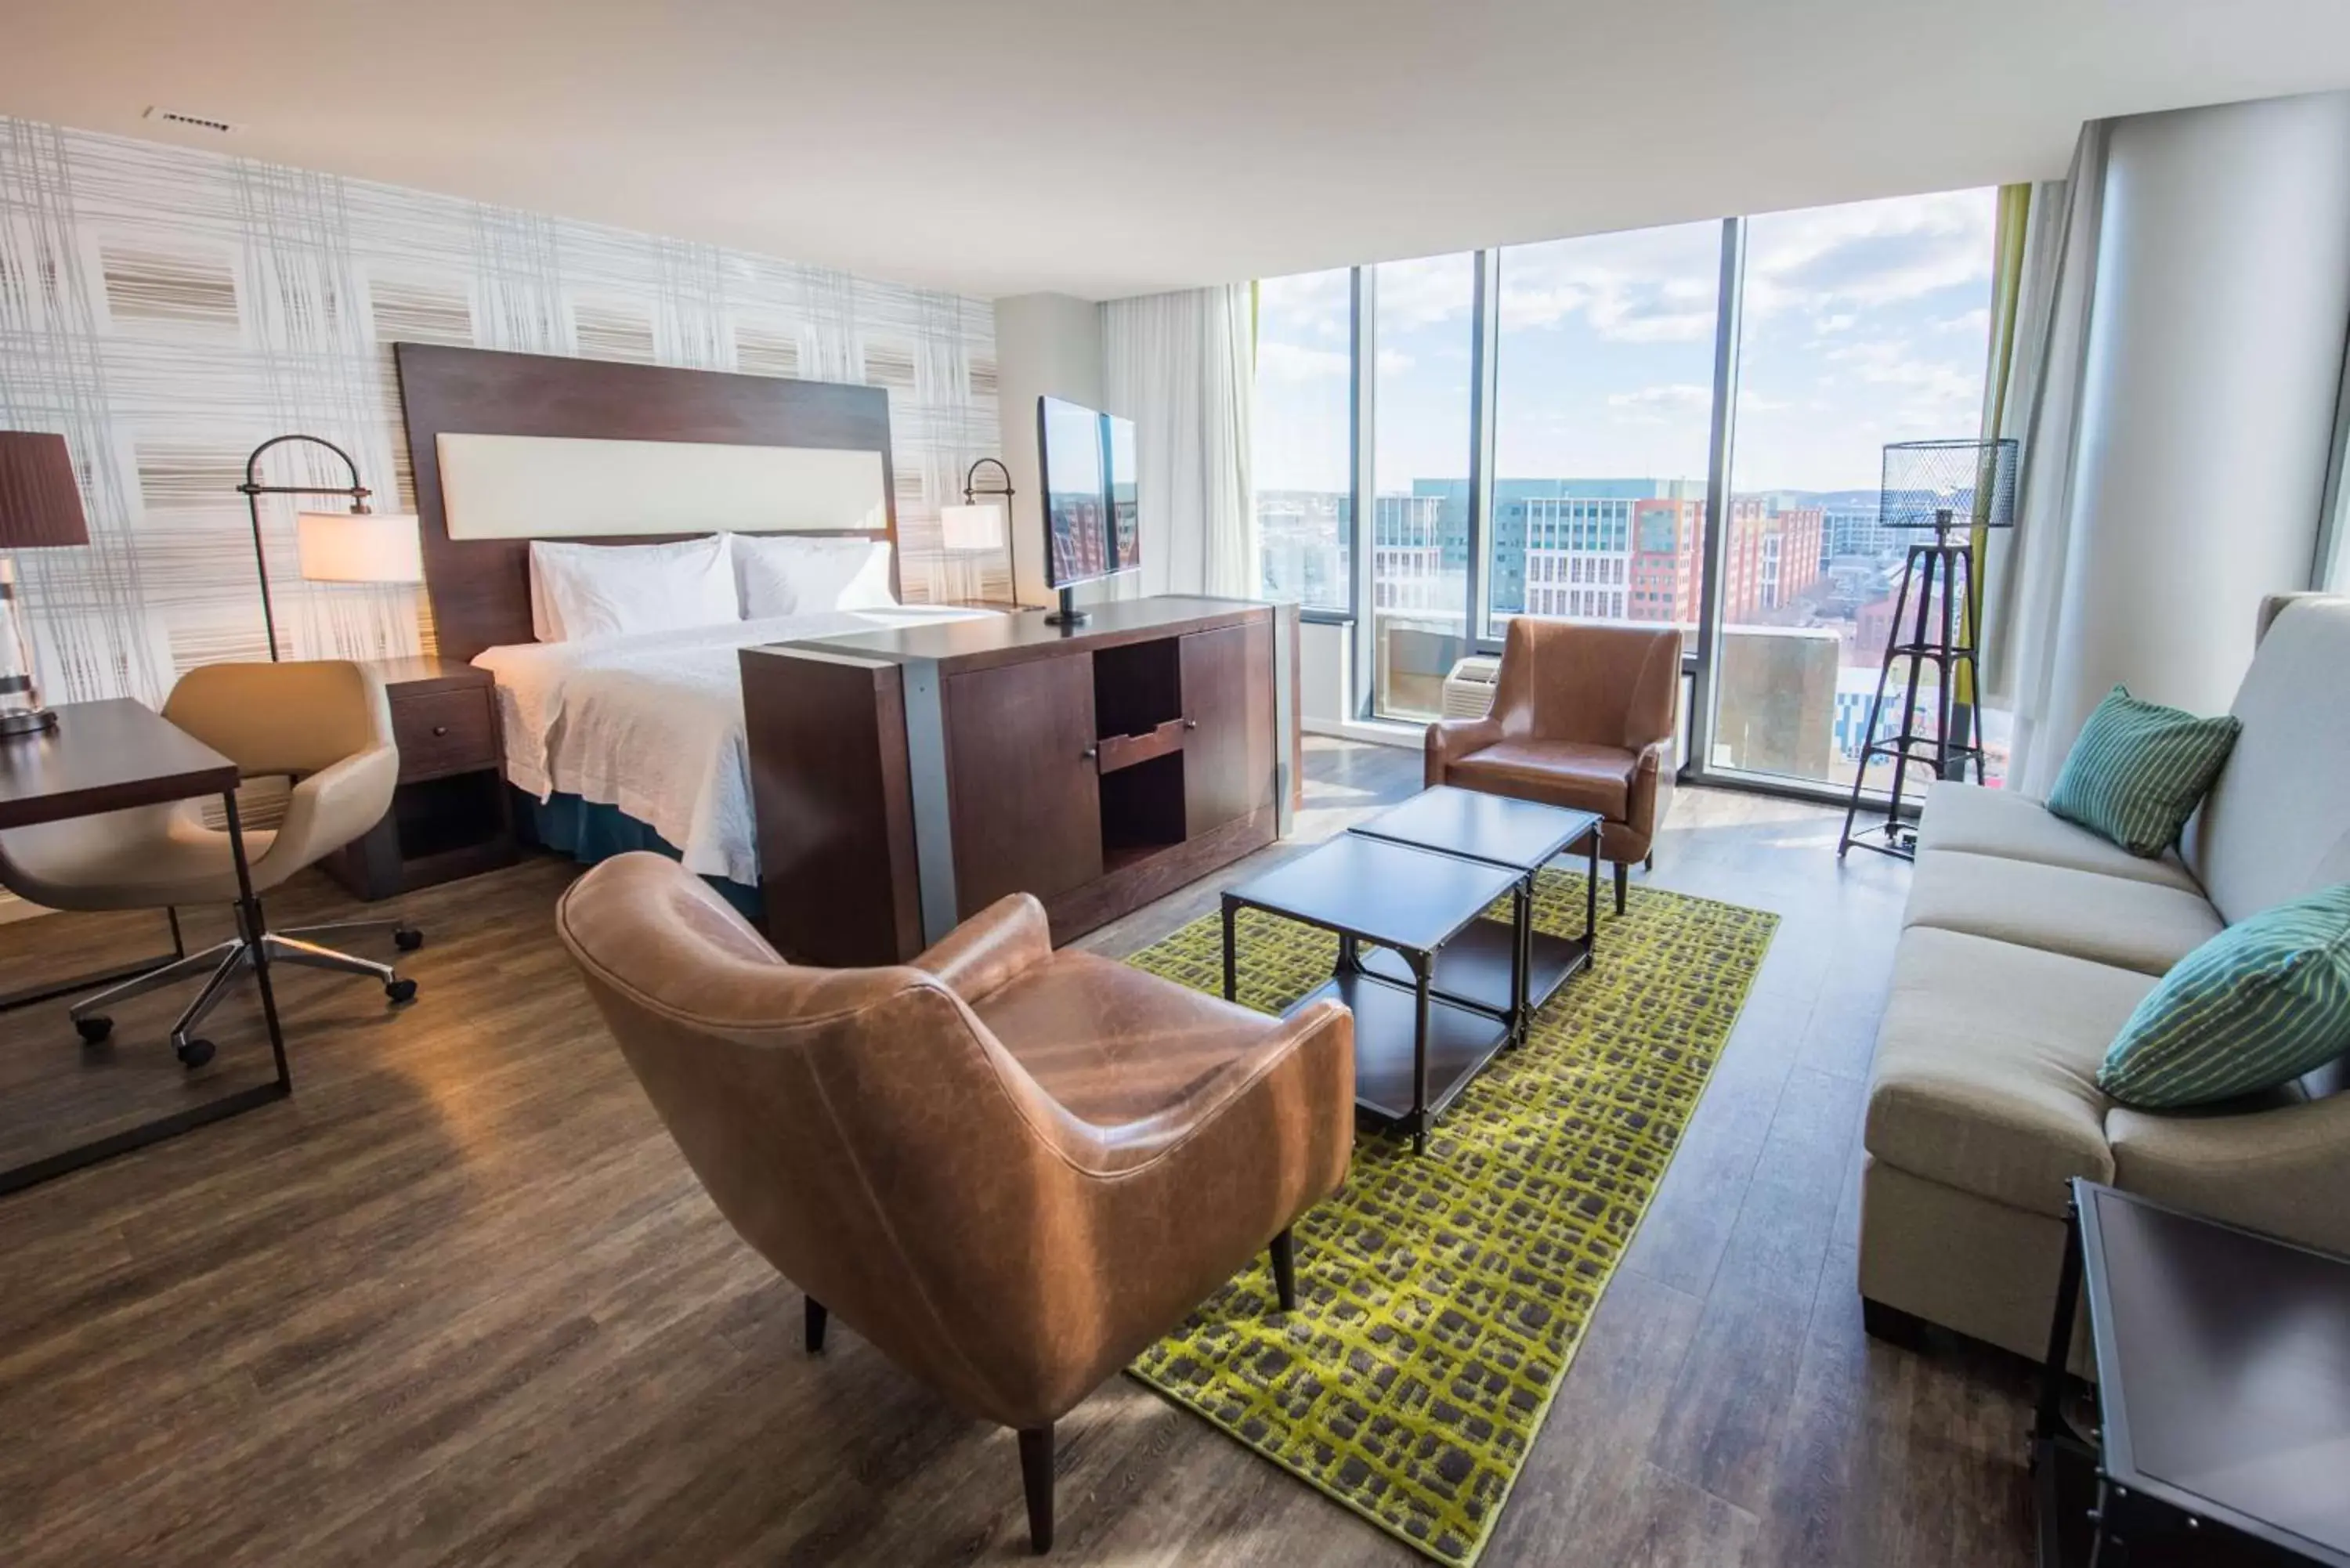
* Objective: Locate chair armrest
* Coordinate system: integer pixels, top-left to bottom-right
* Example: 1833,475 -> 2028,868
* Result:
258,744 -> 399,879
2108,1092 -> 2350,1256
1628,738 -> 1672,840
1426,716 -> 1504,787
911,892 -> 1054,1005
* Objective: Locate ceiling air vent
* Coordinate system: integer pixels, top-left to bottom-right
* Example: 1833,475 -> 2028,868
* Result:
143,106 -> 238,135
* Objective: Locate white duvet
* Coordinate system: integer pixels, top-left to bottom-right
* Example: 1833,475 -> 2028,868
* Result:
473,606 -> 988,887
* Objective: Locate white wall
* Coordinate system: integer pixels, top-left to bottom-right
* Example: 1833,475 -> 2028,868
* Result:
991,292 -> 1104,609
2049,91 -> 2350,736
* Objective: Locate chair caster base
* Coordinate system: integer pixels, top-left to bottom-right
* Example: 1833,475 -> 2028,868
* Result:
385,977 -> 418,1005
394,927 -> 424,952
175,1037 -> 215,1070
75,1015 -> 114,1045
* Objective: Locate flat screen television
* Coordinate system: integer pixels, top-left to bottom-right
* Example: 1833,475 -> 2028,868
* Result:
1038,396 -> 1139,623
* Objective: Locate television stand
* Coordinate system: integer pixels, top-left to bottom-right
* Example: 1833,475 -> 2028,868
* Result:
741,596 -> 1299,964
1044,585 -> 1090,627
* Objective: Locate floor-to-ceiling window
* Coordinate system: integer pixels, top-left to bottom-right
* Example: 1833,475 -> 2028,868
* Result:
1369,252 -> 1477,720
1252,269 -> 1355,611
1711,189 -> 1999,789
1486,222 -> 1723,635
1251,185 -> 2003,786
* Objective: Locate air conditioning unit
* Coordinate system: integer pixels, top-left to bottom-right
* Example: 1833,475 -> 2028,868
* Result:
1440,655 -> 1502,719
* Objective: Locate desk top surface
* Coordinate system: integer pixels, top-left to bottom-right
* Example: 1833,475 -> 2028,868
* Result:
0,699 -> 240,829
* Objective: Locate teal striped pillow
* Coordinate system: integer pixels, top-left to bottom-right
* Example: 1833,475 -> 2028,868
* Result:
2099,884 -> 2350,1109
2048,686 -> 2240,857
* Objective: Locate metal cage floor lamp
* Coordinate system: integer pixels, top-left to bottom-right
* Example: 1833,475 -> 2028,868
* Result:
1838,438 -> 2019,863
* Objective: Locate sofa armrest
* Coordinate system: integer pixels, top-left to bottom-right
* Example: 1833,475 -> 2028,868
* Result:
1628,739 -> 1672,842
2108,1092 -> 2350,1256
910,892 -> 1054,1005
1426,716 -> 1503,787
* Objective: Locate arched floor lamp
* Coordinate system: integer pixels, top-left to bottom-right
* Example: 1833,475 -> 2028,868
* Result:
237,435 -> 418,660
942,457 -> 1025,609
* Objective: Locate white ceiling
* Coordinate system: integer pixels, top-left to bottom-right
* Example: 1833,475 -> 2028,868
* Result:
6,1 -> 2350,302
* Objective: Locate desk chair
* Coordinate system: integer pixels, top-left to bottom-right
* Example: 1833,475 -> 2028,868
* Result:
0,661 -> 421,1068
558,852 -> 1355,1553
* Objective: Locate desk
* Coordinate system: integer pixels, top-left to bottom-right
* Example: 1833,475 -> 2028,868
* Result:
0,699 -> 290,1194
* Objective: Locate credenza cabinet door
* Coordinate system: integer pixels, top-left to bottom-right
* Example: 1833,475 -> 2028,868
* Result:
1180,619 -> 1275,839
944,655 -> 1104,915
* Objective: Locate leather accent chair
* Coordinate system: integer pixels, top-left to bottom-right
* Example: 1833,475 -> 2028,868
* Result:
555,852 -> 1356,1554
1426,617 -> 1681,913
0,660 -> 420,1069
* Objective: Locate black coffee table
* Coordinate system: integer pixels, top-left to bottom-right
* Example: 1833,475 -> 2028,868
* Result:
1347,786 -> 1600,1040
1223,834 -> 1522,1155
2035,1180 -> 2350,1567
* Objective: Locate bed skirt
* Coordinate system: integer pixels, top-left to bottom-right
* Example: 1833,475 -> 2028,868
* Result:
515,788 -> 763,922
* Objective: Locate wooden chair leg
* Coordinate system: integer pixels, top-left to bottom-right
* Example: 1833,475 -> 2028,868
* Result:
1269,1227 -> 1297,1312
1612,859 -> 1629,915
1644,852 -> 1654,872
1018,1424 -> 1055,1553
804,1295 -> 827,1355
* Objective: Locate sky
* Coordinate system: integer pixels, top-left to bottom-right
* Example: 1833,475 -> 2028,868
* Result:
1253,186 -> 1998,499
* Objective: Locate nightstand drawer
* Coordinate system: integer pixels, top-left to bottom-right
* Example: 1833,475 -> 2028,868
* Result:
390,688 -> 497,781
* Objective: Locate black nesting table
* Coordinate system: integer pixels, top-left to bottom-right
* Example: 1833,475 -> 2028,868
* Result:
1347,786 -> 1600,1035
1223,833 -> 1521,1154
2035,1180 -> 2350,1568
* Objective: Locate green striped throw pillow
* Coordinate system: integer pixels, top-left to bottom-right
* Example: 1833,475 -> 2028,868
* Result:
2047,686 -> 2240,858
2099,884 -> 2350,1109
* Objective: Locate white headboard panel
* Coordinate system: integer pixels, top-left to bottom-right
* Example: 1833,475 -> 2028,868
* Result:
436,434 -> 889,540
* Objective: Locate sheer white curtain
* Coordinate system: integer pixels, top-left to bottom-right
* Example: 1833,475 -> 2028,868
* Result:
1981,123 -> 2109,796
1101,285 -> 1254,598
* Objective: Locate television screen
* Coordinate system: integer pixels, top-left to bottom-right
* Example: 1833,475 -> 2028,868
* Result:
1038,396 -> 1141,590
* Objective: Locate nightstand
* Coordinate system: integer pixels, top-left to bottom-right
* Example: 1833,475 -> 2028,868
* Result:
323,656 -> 516,901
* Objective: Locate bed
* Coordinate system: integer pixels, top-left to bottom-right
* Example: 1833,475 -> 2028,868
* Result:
473,605 -> 985,909
392,341 -> 978,911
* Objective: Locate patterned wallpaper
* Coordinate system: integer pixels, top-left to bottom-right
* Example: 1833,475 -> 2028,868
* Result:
0,117 -> 1000,705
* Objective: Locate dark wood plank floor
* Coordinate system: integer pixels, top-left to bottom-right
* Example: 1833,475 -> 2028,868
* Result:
0,739 -> 2040,1566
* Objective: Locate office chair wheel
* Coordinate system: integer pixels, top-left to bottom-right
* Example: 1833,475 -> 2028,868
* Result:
175,1037 -> 215,1070
394,926 -> 424,952
75,1014 -> 114,1045
385,977 -> 418,1005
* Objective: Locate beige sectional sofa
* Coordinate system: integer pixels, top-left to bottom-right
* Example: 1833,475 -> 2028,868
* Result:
1859,593 -> 2350,1362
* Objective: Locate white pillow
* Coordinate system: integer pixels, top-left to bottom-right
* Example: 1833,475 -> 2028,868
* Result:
528,534 -> 739,641
734,535 -> 898,618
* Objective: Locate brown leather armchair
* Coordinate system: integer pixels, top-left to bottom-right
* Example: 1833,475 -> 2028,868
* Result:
555,852 -> 1355,1554
1426,617 -> 1681,913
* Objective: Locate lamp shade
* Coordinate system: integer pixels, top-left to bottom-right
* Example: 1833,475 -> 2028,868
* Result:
295,510 -> 424,583
940,501 -> 1007,552
1878,438 -> 2019,530
0,432 -> 91,549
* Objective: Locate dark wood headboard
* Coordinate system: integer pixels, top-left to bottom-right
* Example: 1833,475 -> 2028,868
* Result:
392,343 -> 899,663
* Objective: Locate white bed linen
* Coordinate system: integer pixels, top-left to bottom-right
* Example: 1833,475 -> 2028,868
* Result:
473,606 -> 986,887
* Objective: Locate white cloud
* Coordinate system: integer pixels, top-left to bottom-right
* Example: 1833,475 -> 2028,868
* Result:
1607,383 -> 1710,410
1255,340 -> 1349,383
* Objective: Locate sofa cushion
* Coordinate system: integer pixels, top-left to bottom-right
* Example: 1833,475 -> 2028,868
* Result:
2047,685 -> 2240,858
1447,739 -> 1633,822
1914,780 -> 2201,894
2186,595 -> 2350,925
2097,883 -> 2350,1109
1904,849 -> 2225,976
1866,927 -> 2154,1217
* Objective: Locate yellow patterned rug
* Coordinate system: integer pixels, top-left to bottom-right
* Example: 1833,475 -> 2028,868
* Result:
1122,866 -> 1777,1566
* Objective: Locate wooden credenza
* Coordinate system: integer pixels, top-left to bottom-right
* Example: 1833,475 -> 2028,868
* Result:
741,596 -> 1296,966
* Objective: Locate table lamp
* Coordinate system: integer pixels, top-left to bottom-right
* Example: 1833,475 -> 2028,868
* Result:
240,433 -> 419,659
0,432 -> 92,736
